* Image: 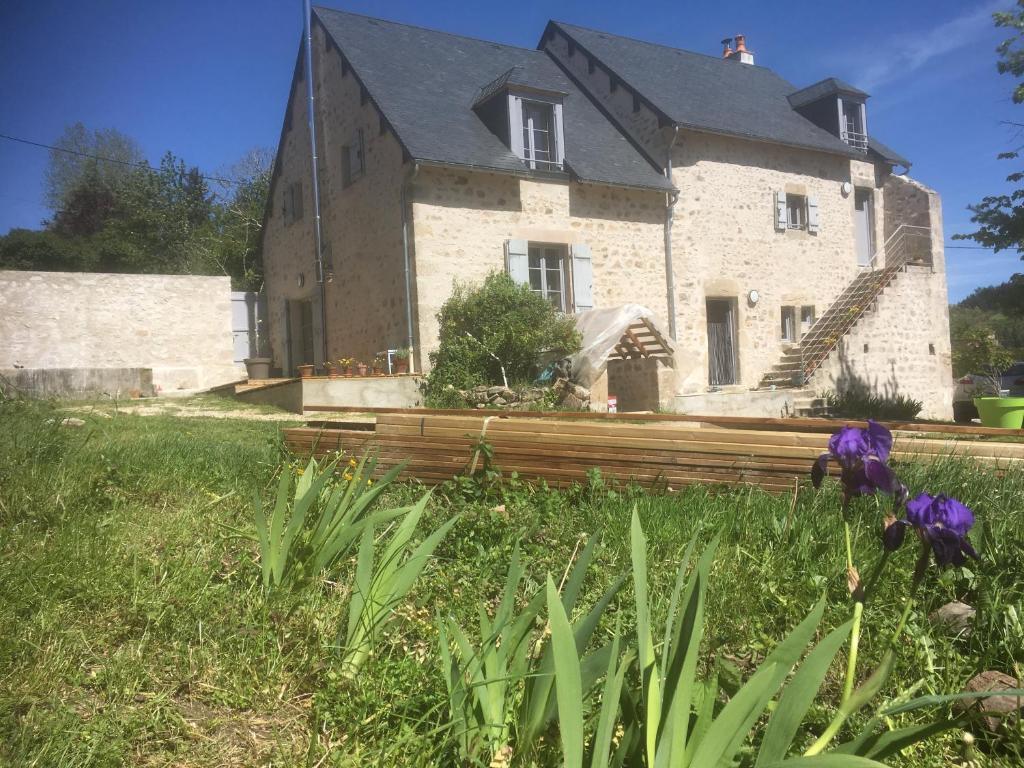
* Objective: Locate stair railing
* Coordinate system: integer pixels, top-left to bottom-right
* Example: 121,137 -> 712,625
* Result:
798,224 -> 933,383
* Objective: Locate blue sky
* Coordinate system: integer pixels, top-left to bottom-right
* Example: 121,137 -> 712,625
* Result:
0,0 -> 1020,302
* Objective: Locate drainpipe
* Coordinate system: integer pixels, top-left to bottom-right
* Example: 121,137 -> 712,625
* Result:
400,162 -> 420,373
303,0 -> 328,366
664,125 -> 680,341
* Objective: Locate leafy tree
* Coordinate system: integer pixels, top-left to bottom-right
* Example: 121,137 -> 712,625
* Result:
956,2 -> 1024,255
425,272 -> 582,405
952,326 -> 1016,393
44,122 -> 143,213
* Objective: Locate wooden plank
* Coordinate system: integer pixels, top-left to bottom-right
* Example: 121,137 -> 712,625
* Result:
624,329 -> 649,357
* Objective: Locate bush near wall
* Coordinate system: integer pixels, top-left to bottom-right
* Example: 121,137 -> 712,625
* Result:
424,273 -> 580,407
824,388 -> 923,421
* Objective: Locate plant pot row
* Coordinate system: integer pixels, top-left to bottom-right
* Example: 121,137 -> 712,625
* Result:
296,361 -> 410,378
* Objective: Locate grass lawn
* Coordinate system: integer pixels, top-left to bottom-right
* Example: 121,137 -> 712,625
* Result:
1,397 -> 1022,766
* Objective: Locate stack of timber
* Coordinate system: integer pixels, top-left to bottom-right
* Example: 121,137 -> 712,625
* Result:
283,414 -> 1024,493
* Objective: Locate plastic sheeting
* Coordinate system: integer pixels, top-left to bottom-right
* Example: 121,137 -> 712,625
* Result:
567,304 -> 674,387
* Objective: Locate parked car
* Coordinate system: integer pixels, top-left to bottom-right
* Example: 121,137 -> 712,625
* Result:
952,361 -> 1024,423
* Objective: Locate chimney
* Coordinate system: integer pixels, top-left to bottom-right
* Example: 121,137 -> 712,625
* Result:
721,37 -> 733,59
729,34 -> 754,65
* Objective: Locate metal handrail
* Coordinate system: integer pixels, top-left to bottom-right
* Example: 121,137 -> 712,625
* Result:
798,224 -> 933,383
840,129 -> 869,152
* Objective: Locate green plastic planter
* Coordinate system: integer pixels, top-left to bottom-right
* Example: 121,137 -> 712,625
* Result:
974,396 -> 1024,428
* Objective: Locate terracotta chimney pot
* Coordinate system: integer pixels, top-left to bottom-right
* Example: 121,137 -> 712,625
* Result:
721,37 -> 733,58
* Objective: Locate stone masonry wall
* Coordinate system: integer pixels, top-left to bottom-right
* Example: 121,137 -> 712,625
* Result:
262,20 -> 410,374
815,267 -> 953,419
670,132 -> 888,393
410,167 -> 667,371
0,270 -> 237,391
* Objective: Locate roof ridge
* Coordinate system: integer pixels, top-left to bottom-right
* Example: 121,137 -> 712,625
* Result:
313,5 -> 546,56
549,19 -> 779,73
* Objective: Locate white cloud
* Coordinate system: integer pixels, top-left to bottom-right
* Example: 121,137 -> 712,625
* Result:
853,0 -> 1005,92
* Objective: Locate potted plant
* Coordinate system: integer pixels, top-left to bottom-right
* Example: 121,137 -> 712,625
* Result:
326,360 -> 340,378
394,347 -> 410,374
373,353 -> 388,375
954,327 -> 1023,428
336,357 -> 352,376
243,312 -> 272,380
356,360 -> 368,377
297,363 -> 315,378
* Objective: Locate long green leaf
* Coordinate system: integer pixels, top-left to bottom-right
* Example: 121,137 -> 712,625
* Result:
756,620 -> 853,765
590,621 -> 632,768
864,719 -> 964,760
630,508 -> 661,766
548,576 -> 584,768
758,756 -> 890,767
881,688 -> 1024,716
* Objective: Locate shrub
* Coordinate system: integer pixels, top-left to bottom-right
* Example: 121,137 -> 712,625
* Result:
424,272 -> 581,405
824,389 -> 923,421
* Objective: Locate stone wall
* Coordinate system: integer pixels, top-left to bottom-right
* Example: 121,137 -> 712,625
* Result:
0,270 -> 237,391
814,266 -> 953,419
606,358 -> 676,411
262,19 -> 411,374
410,167 -> 667,370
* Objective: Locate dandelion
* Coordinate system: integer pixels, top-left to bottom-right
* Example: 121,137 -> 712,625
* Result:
348,458 -> 358,468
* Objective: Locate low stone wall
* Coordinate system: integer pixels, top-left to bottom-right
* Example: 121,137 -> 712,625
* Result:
0,270 -> 239,393
672,388 -> 799,418
1,367 -> 154,399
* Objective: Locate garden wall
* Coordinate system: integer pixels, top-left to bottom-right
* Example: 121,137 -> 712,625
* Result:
0,270 -> 239,393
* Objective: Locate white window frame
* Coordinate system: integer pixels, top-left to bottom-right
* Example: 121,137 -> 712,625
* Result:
786,194 -> 808,230
527,243 -> 569,311
781,305 -> 797,342
508,92 -> 564,171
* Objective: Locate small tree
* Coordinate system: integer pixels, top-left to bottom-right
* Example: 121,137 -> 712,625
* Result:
953,326 -> 1015,396
425,272 -> 581,404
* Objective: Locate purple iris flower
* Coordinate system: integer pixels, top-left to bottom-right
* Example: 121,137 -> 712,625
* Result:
811,420 -> 898,499
883,493 -> 979,567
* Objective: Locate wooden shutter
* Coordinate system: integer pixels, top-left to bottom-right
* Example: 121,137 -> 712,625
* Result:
807,195 -> 820,233
774,190 -> 787,231
505,239 -> 529,286
571,243 -> 594,311
356,129 -> 365,176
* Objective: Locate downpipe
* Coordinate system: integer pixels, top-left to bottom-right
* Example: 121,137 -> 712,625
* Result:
303,0 -> 328,366
400,162 -> 420,373
664,125 -> 680,341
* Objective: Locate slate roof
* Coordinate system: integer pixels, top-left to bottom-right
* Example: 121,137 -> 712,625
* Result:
313,7 -> 673,191
788,77 -> 869,109
548,21 -> 908,165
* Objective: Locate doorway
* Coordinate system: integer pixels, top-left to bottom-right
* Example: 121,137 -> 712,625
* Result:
854,189 -> 875,267
706,298 -> 738,386
286,299 -> 315,375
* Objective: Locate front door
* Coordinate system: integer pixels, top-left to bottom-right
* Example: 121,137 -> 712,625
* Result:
706,298 -> 738,386
854,189 -> 874,267
285,299 -> 315,375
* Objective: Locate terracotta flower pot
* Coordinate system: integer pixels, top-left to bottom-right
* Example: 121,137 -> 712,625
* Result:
327,365 -> 340,378
395,359 -> 409,374
297,364 -> 314,378
356,364 -> 368,377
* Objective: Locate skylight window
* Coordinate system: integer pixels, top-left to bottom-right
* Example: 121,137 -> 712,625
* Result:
509,94 -> 564,171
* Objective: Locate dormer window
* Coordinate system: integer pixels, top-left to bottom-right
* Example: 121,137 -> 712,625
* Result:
839,99 -> 867,152
521,100 -> 557,169
471,68 -> 566,173
510,93 -> 564,171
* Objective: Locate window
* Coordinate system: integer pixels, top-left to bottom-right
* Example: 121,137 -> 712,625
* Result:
840,99 -> 867,151
786,194 -> 807,230
800,306 -> 816,335
781,306 -> 796,342
505,239 -> 592,312
521,100 -> 558,170
341,129 -> 365,188
528,244 -> 567,311
282,181 -> 303,225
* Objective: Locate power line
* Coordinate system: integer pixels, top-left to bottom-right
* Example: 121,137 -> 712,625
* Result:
0,132 -> 238,186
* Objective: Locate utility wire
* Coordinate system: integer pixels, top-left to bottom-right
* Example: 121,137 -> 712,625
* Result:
0,132 -> 238,186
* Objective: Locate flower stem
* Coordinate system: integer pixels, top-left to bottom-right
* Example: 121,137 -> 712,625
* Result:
840,520 -> 861,705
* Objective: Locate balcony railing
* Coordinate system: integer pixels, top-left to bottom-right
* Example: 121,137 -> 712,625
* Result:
841,129 -> 869,152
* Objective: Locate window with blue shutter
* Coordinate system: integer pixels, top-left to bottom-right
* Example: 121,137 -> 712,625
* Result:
774,190 -> 787,232
505,239 -> 530,286
807,195 -> 820,233
571,244 -> 593,311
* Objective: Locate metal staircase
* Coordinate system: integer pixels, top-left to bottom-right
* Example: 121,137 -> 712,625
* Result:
759,224 -> 932,390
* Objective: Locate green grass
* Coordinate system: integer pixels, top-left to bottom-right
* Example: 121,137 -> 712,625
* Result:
1,397 -> 1022,766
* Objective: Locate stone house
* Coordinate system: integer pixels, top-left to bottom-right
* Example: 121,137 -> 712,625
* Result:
261,7 -> 953,418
